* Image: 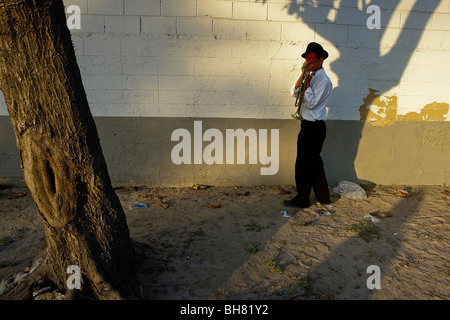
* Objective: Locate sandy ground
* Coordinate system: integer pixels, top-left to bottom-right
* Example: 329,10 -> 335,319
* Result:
0,178 -> 449,300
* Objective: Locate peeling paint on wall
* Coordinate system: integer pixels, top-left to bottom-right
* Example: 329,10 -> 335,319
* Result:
359,89 -> 397,127
359,89 -> 449,126
399,102 -> 449,122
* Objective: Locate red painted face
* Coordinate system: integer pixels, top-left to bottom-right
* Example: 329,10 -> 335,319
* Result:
305,52 -> 317,64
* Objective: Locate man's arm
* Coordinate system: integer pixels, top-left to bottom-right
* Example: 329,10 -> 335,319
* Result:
303,75 -> 331,108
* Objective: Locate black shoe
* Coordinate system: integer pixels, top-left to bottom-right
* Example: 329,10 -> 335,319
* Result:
283,199 -> 310,208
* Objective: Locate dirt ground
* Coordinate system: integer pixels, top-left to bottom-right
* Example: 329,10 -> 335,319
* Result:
0,178 -> 449,300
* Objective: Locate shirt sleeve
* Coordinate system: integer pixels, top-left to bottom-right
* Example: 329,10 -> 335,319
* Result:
290,83 -> 300,97
303,77 -> 331,109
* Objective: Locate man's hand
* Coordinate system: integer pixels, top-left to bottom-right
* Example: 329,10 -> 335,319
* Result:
296,62 -> 315,90
305,70 -> 315,89
301,60 -> 309,72
303,61 -> 317,72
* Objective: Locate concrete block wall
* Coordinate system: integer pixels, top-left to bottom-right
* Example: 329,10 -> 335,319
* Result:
52,0 -> 450,121
1,0 -> 449,120
0,0 -> 449,186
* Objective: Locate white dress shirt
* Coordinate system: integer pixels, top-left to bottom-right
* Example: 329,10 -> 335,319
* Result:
291,68 -> 332,121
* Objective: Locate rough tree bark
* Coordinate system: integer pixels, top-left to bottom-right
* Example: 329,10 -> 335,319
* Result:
0,0 -> 139,299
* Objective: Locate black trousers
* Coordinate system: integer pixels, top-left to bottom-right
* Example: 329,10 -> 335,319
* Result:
295,120 -> 330,206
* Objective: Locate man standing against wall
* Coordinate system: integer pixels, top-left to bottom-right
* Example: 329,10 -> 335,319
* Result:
284,42 -> 332,208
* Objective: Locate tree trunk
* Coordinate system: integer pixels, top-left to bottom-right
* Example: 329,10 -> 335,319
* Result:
0,0 -> 139,299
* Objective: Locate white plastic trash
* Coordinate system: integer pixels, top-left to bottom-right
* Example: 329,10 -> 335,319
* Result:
281,210 -> 291,218
333,180 -> 367,200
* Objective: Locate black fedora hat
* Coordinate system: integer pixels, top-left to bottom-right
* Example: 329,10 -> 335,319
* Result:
301,42 -> 328,60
